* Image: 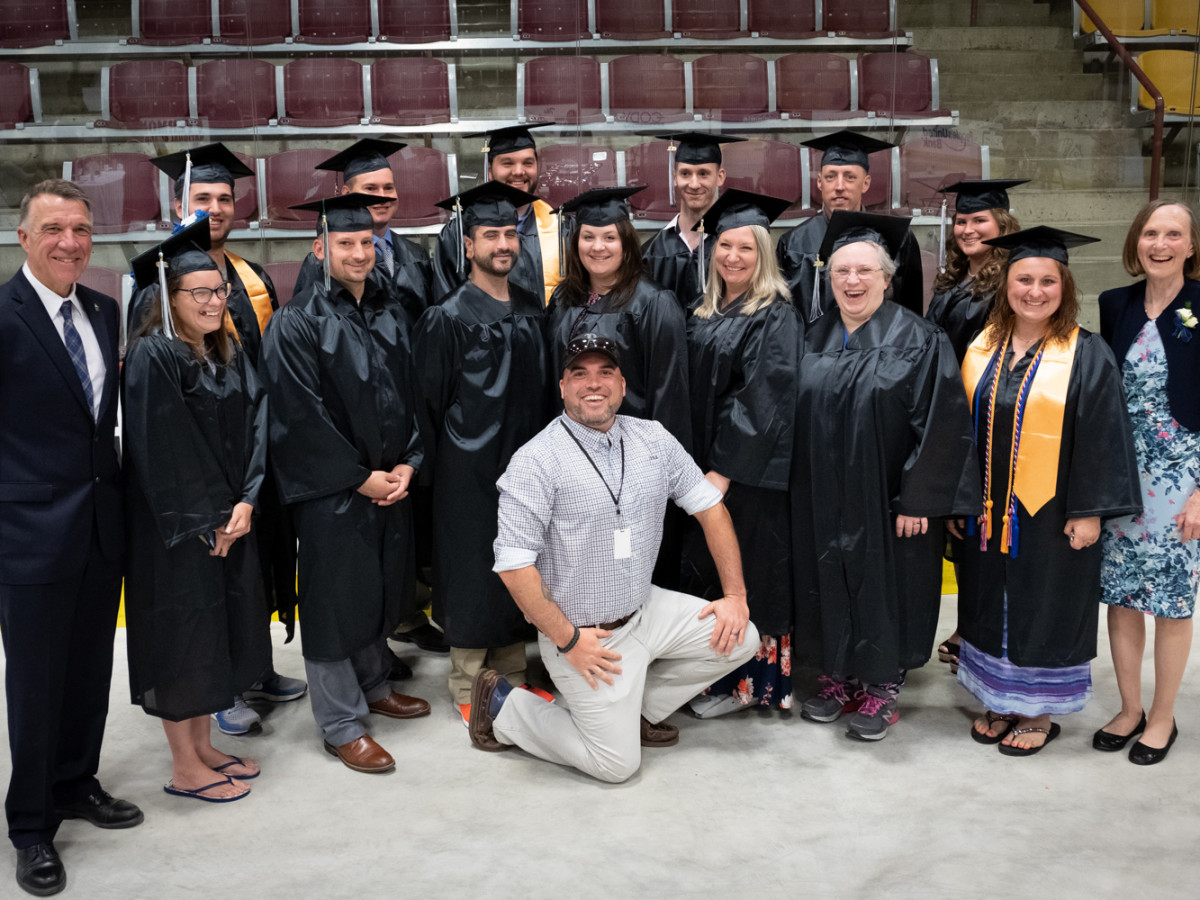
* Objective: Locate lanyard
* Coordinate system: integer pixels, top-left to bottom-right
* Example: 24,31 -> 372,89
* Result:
560,420 -> 624,516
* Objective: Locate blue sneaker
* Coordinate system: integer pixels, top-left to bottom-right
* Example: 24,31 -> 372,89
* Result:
212,697 -> 262,736
244,672 -> 308,703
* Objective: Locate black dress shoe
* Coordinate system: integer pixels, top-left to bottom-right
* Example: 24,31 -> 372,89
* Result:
390,623 -> 449,654
1129,721 -> 1179,766
16,842 -> 65,897
56,789 -> 144,829
387,650 -> 413,681
1092,710 -> 1146,752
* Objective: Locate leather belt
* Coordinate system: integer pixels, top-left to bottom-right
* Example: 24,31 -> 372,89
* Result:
588,611 -> 635,632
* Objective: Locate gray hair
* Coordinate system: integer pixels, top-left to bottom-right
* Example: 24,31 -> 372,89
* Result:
828,238 -> 896,281
19,179 -> 93,228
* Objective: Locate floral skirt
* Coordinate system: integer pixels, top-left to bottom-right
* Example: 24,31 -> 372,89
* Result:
707,634 -> 793,709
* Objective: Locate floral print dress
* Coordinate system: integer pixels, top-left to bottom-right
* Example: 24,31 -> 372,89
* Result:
1101,320 -> 1200,619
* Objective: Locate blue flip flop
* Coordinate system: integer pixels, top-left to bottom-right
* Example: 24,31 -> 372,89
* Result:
163,775 -> 251,803
213,755 -> 260,780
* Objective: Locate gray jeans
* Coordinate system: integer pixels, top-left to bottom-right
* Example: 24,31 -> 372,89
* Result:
305,639 -> 393,746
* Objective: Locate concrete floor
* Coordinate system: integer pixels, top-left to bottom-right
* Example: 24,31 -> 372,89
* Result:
2,594 -> 1198,900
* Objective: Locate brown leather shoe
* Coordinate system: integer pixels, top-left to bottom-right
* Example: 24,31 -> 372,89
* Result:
323,735 -> 395,773
367,691 -> 431,719
641,716 -> 679,748
468,668 -> 509,752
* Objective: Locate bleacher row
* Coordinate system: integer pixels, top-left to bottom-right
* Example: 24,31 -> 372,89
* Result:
1,0 -> 903,50
0,52 -> 951,136
1076,0 -> 1200,44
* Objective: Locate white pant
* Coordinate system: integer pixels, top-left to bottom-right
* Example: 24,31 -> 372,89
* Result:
492,586 -> 759,783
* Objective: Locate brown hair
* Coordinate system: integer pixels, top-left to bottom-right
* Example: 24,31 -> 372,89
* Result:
1121,198 -> 1200,279
933,208 -> 1019,297
558,217 -> 644,309
983,258 -> 1079,348
131,274 -> 235,365
19,179 -> 92,227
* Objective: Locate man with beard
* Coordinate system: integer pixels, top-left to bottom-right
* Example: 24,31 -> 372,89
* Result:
430,123 -> 561,304
412,184 -> 553,724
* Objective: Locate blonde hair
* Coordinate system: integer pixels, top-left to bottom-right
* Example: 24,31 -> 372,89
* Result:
694,224 -> 791,319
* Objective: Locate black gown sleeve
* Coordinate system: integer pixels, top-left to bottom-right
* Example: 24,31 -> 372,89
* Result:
235,352 -> 269,510
638,283 -> 694,452
431,220 -> 466,303
410,304 -> 459,465
892,230 -> 925,317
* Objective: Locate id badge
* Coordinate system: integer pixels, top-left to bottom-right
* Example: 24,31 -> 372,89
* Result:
613,528 -> 632,559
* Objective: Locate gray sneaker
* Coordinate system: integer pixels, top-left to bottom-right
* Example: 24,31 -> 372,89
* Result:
212,697 -> 262,736
800,675 -> 863,723
845,685 -> 899,741
244,672 -> 308,703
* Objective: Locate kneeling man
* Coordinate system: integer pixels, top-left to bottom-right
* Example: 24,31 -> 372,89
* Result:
470,334 -> 758,783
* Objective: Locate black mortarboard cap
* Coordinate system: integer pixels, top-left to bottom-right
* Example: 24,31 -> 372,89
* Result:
129,215 -> 215,292
694,189 -> 791,236
653,131 -> 747,166
436,182 -> 539,230
945,179 -> 1029,214
563,333 -> 621,372
818,210 -> 912,263
467,123 -> 554,165
803,130 -> 895,171
559,186 -> 645,227
315,139 -> 406,182
150,143 -> 255,201
983,225 -> 1100,265
289,193 -> 380,234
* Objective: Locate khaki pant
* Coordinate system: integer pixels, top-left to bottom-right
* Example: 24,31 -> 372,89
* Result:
448,641 -> 527,705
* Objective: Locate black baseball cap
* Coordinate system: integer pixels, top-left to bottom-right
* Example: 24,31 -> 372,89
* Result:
563,333 -> 621,371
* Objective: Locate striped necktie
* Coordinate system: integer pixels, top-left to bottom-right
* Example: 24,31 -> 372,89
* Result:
61,300 -> 95,419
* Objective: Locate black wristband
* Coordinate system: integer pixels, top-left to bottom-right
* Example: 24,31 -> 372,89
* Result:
557,625 -> 581,654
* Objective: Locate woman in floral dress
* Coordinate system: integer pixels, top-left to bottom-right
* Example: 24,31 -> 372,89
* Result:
1097,200 -> 1200,765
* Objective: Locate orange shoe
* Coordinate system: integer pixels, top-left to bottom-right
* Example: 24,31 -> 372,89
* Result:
458,703 -> 470,727
520,684 -> 555,703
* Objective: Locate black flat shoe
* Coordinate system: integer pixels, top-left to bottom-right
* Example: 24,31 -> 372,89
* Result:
1092,710 -> 1146,752
1129,721 -> 1179,766
16,842 -> 65,897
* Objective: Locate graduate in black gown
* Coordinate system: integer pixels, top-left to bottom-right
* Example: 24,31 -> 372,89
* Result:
679,190 -> 801,717
431,123 -> 561,305
953,227 -> 1140,755
776,130 -> 924,322
260,194 -> 430,775
792,212 -> 980,742
641,132 -> 746,311
292,139 -> 432,328
412,184 -> 552,722
123,218 -> 271,802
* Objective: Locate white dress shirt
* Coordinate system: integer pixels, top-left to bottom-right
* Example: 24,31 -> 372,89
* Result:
24,262 -> 106,419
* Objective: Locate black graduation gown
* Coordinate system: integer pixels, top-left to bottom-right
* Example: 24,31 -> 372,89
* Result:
776,213 -> 924,323
957,332 -> 1141,668
641,221 -> 711,312
682,297 -> 801,634
925,279 -> 994,365
123,334 -> 272,721
294,234 -> 431,327
546,278 -> 692,452
432,210 -> 548,305
792,302 -> 981,684
412,281 -> 550,648
260,278 -> 423,662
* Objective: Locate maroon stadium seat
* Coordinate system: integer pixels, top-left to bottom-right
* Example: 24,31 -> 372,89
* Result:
692,54 -> 772,122
264,261 -> 303,306
824,0 -> 896,35
263,149 -> 340,230
0,63 -> 35,129
518,0 -> 589,41
70,153 -> 163,235
297,0 -> 371,44
371,58 -> 452,126
748,0 -> 817,37
229,150 -> 260,228
379,0 -> 452,42
523,56 -> 605,125
858,52 -> 949,118
281,58 -> 365,127
536,144 -> 619,210
77,267 -> 125,302
609,55 -> 690,126
776,54 -> 856,119
137,0 -> 212,45
0,1 -> 70,48
899,133 -> 986,214
196,58 -> 277,128
594,1 -> 668,39
673,1 -> 747,38
722,140 -> 805,218
389,146 -> 452,227
102,60 -> 190,129
624,141 -> 679,222
218,0 -> 291,45
808,147 -> 893,212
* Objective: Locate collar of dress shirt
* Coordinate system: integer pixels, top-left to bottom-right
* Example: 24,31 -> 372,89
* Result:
23,261 -> 80,319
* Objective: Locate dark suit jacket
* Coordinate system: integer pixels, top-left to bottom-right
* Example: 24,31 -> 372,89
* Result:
0,269 -> 123,584
1099,277 -> 1200,432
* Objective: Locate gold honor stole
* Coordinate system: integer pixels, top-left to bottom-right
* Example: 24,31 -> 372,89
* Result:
533,199 -> 561,306
223,252 -> 275,342
961,325 -> 1079,553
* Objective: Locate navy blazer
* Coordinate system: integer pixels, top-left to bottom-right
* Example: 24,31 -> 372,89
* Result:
1099,277 -> 1200,432
0,269 -> 123,584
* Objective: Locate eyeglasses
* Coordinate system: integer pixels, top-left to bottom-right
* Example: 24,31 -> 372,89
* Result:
173,282 -> 231,303
830,266 -> 882,282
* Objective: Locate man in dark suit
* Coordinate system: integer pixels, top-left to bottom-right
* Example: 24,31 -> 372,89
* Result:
0,180 -> 142,897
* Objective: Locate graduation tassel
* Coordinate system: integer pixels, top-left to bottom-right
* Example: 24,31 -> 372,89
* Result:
320,213 -> 331,292
157,251 -> 176,341
454,198 -> 465,276
557,209 -> 567,279
696,221 -> 706,294
810,258 -> 823,323
180,152 -> 193,220
937,199 -> 948,274
667,139 -> 676,207
482,138 -> 491,181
